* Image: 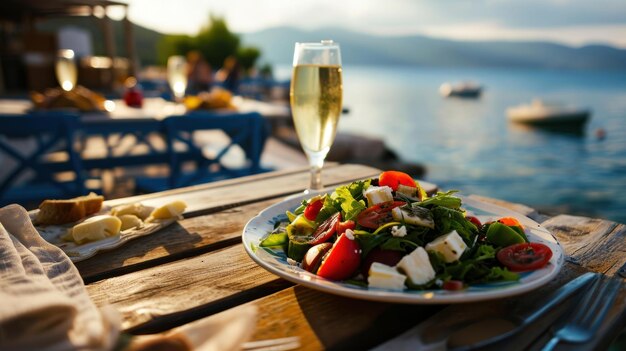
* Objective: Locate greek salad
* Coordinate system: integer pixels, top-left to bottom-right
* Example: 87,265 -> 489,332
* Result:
259,171 -> 553,291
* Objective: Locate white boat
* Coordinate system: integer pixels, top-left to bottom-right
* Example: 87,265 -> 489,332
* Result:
506,99 -> 590,128
439,82 -> 482,98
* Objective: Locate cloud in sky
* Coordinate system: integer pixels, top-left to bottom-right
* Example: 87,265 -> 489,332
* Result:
121,0 -> 626,47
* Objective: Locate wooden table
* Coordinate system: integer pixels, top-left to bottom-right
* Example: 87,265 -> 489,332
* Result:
78,164 -> 625,350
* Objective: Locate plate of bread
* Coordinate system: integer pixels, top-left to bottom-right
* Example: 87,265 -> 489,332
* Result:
31,193 -> 187,262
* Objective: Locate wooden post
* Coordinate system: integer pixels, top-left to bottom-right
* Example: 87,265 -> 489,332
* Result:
101,8 -> 116,90
123,6 -> 137,78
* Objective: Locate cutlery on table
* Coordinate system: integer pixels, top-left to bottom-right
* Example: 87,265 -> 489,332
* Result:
541,275 -> 622,351
371,272 -> 597,351
444,272 -> 599,350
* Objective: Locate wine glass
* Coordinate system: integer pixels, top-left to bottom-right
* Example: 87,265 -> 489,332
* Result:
55,49 -> 77,91
290,40 -> 343,191
167,55 -> 188,103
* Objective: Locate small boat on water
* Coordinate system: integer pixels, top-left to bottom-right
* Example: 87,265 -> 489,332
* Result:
506,99 -> 590,129
439,82 -> 482,98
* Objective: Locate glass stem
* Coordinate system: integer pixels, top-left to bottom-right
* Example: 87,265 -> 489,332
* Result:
307,150 -> 327,191
310,165 -> 322,190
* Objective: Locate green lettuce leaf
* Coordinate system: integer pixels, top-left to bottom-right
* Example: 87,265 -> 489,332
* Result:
418,190 -> 462,209
316,179 -> 371,222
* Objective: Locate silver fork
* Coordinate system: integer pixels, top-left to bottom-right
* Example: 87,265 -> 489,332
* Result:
541,275 -> 622,351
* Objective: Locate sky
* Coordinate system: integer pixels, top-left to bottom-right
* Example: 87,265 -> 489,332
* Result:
112,0 -> 626,48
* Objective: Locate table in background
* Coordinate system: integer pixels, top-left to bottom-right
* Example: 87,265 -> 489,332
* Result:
0,96 -> 290,121
78,164 -> 625,350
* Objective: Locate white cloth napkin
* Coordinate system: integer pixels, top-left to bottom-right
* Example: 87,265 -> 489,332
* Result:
0,204 -> 121,351
0,204 -> 258,351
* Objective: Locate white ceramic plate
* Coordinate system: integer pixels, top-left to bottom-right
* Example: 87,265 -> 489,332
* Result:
243,191 -> 564,304
31,205 -> 177,263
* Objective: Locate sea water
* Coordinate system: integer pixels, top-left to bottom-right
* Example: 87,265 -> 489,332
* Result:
276,65 -> 626,223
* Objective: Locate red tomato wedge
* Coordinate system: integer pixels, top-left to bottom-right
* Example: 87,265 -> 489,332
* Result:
357,201 -> 406,229
310,212 -> 341,245
302,242 -> 333,273
317,232 -> 361,281
336,220 -> 356,235
379,171 -> 416,191
496,243 -> 553,272
304,199 -> 324,221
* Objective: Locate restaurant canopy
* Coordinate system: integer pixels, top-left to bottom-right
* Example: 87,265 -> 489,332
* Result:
0,0 -> 137,92
0,0 -> 127,19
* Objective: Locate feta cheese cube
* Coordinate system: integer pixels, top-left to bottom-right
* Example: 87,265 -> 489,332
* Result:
425,230 -> 467,263
396,184 -> 419,201
368,262 -> 406,290
363,186 -> 394,206
391,225 -> 407,238
396,247 -> 436,285
391,206 -> 435,228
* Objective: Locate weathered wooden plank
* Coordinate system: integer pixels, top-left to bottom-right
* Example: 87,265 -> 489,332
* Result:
86,245 -> 286,331
113,164 -> 380,217
542,214 -> 626,276
106,163 -> 358,206
244,286 -> 441,350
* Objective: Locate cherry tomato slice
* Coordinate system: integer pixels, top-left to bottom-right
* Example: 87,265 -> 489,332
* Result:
336,220 -> 356,236
442,280 -> 465,291
379,171 -> 417,191
356,201 -> 406,229
496,243 -> 553,272
304,199 -> 324,221
310,212 -> 341,245
302,242 -> 333,273
317,232 -> 361,281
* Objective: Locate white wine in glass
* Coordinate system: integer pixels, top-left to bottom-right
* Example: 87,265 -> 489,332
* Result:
167,55 -> 188,102
290,40 -> 342,191
55,49 -> 77,91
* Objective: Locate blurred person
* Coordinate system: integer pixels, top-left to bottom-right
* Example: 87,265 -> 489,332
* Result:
186,51 -> 213,94
216,56 -> 240,93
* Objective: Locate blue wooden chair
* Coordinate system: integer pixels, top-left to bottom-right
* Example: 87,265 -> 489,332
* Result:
77,118 -> 168,170
0,112 -> 89,206
135,112 -> 270,193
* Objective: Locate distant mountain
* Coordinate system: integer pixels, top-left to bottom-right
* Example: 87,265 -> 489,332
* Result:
241,27 -> 626,70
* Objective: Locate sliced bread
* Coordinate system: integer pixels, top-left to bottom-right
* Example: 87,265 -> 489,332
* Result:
35,192 -> 104,225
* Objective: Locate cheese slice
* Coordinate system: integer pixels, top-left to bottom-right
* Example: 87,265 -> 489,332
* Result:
111,203 -> 152,220
363,186 -> 394,206
148,200 -> 187,220
368,262 -> 406,290
71,215 -> 121,244
119,214 -> 143,231
396,247 -> 436,285
425,230 -> 467,263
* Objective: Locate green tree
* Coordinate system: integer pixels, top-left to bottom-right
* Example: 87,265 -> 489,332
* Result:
156,15 -> 262,72
194,15 -> 240,68
237,47 -> 261,73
